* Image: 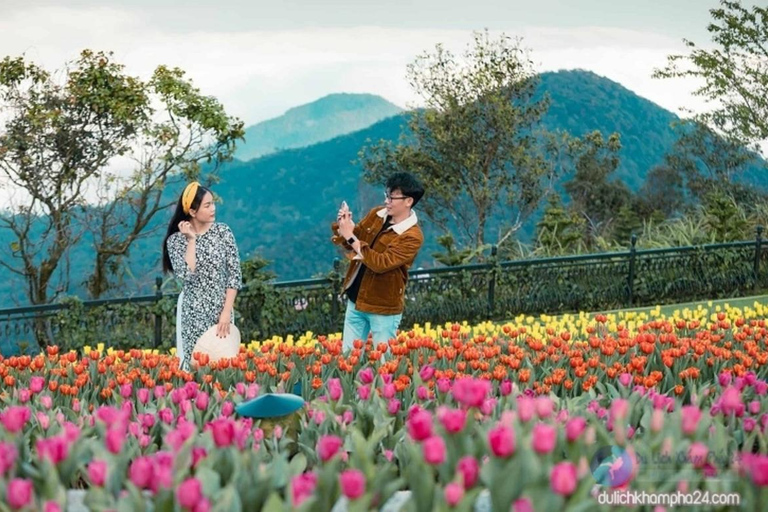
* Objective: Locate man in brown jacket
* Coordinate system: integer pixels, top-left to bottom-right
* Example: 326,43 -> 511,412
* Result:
331,172 -> 425,353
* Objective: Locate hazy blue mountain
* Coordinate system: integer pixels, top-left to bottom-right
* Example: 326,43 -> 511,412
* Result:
236,93 -> 403,161
2,70 -> 766,305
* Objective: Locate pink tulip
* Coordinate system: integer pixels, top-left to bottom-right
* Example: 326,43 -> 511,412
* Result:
30,376 -> 45,394
513,498 -> 534,512
358,367 -> 374,384
437,378 -> 451,394
235,382 -> 246,396
387,399 -> 401,415
382,383 -> 396,399
688,443 -> 709,469
744,417 -> 756,432
457,456 -> 479,488
611,399 -> 630,423
754,381 -> 768,395
221,401 -> 235,417
36,436 -> 69,465
177,477 -> 203,510
154,385 -> 166,399
423,436 -> 446,465
517,396 -> 535,423
40,395 -> 53,409
480,398 -> 496,416
419,365 -> 435,381
88,459 -> 108,486
339,469 -> 366,500
208,419 -> 235,448
720,386 -> 743,416
749,400 -> 761,415
444,482 -> 464,507
531,423 -> 557,454
417,385 -> 430,401
137,388 -> 150,405
72,399 -> 81,413
291,472 -> 318,507
105,429 -> 124,454
357,385 -> 371,400
650,409 -> 664,433
1,406 -> 31,433
7,478 -> 33,510
129,456 -> 154,489
743,454 -> 768,486
342,410 -> 354,425
488,425 -> 515,458
565,417 -> 586,442
120,383 -> 133,399
437,407 -> 467,434
680,406 -> 702,435
193,500 -> 211,512
407,410 -> 433,441
550,462 -> 578,495
317,435 -> 344,462
536,397 -> 554,419
36,412 -> 50,431
1,441 -> 18,475
328,378 -> 343,401
18,389 -> 30,403
619,373 -> 632,387
158,408 -> 175,425
499,380 -> 513,396
196,392 -> 210,411
383,449 -> 394,462
43,502 -> 61,512
718,371 -> 732,387
452,378 -> 491,408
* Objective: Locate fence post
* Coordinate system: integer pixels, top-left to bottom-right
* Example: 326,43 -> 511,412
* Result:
331,258 -> 342,323
154,276 -> 163,348
754,226 -> 763,291
627,234 -> 637,307
488,245 -> 498,318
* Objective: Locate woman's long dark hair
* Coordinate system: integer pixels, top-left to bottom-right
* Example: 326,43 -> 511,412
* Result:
162,184 -> 212,273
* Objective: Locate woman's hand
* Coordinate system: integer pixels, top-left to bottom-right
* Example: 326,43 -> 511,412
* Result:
178,221 -> 196,240
216,310 -> 231,338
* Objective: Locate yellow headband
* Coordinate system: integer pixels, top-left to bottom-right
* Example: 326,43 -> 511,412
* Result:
182,182 -> 200,214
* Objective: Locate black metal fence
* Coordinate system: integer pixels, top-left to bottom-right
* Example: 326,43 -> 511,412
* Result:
1,227 -> 766,355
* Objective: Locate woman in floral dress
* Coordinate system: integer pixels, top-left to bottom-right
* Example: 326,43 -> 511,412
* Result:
162,182 -> 243,371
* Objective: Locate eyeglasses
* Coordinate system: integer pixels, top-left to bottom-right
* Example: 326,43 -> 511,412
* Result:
384,192 -> 408,202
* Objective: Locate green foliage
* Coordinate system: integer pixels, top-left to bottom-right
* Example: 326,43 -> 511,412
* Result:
701,190 -> 750,242
0,49 -> 244,309
563,131 -> 631,246
534,194 -> 584,256
360,30 -> 557,251
431,234 -> 491,266
654,0 -> 768,150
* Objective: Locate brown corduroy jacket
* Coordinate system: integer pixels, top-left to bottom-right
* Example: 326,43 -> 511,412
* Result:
331,206 -> 424,315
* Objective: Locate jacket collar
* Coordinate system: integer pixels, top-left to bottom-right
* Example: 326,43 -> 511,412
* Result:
377,208 -> 418,235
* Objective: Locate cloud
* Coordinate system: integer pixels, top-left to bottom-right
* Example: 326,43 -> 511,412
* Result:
1,5 -> 705,124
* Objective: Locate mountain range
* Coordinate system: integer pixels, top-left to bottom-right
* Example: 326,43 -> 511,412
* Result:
2,69 -> 764,304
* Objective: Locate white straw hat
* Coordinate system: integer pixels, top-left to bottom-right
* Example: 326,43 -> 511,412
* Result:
191,324 -> 241,368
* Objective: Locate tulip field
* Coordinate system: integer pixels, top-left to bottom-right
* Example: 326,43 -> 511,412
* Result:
1,299 -> 768,511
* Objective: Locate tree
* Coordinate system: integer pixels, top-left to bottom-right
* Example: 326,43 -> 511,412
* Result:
663,120 -> 762,206
653,1 -> 768,151
562,131 -> 631,247
534,194 -> 584,256
359,30 -> 557,253
0,50 -> 243,306
635,164 -> 685,220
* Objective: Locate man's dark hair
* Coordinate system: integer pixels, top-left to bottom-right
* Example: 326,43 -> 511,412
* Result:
386,172 -> 425,207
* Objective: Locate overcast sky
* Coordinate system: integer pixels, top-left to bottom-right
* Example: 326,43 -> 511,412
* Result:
0,0 -> 745,125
